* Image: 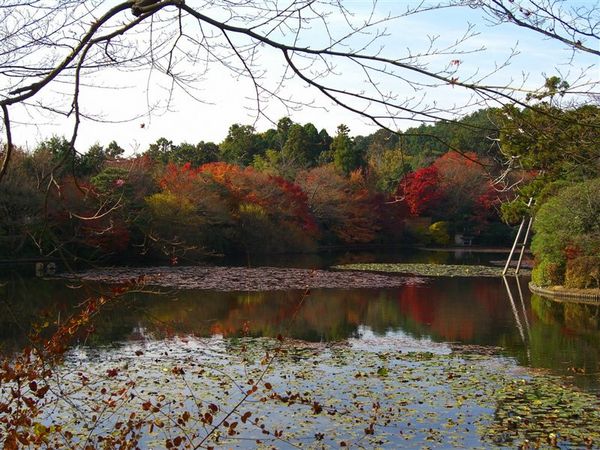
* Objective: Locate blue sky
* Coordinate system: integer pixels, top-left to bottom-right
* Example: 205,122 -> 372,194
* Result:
7,0 -> 598,154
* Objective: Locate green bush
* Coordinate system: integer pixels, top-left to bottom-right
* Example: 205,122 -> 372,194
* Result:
531,178 -> 600,287
500,198 -> 530,225
428,221 -> 450,246
565,256 -> 600,289
531,259 -> 564,287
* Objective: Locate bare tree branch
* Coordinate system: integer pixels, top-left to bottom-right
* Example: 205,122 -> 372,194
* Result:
0,0 -> 597,184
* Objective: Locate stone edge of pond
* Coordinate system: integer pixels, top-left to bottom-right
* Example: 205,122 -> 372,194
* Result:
332,263 -> 531,278
529,282 -> 600,302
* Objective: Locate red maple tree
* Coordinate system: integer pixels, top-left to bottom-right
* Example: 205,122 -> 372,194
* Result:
397,165 -> 445,216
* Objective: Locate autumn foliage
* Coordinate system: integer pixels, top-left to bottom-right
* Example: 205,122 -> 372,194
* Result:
397,152 -> 509,241
296,166 -> 380,244
146,162 -> 320,256
1,118 -> 515,260
397,165 -> 444,216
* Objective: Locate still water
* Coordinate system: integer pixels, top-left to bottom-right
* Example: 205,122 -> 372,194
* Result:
1,250 -> 599,391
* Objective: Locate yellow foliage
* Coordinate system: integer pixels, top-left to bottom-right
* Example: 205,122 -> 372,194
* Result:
428,221 -> 450,246
145,192 -> 197,225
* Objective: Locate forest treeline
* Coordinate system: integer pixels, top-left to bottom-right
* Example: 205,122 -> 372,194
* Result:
1,102 -> 599,287
0,108 -> 512,262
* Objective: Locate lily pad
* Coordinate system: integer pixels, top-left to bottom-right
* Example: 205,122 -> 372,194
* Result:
333,263 -> 531,278
4,336 -> 597,449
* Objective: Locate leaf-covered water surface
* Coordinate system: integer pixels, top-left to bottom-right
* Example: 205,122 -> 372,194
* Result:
333,263 -> 532,277
11,335 -> 598,449
60,266 -> 425,291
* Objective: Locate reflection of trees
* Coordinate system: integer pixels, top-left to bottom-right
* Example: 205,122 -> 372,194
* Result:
0,277 -> 529,351
363,293 -> 404,334
2,282 -> 418,347
530,294 -> 600,333
0,277 -> 93,353
131,289 -> 406,342
94,289 -> 360,342
208,290 -> 372,342
4,275 -> 600,387
395,279 -> 519,345
527,295 -> 600,382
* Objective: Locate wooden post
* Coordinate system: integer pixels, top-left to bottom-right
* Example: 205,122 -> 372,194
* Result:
35,262 -> 45,277
503,217 -> 525,276
515,216 -> 533,274
503,197 -> 534,276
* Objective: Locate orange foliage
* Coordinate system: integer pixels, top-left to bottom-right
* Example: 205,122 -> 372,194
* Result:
198,162 -> 317,234
160,162 -> 202,194
153,162 -> 318,252
296,166 -> 379,244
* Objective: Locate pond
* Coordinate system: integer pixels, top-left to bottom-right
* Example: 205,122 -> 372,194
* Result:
1,250 -> 599,448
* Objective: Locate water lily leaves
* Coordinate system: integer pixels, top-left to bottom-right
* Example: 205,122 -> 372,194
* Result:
5,336 -> 598,449
333,263 -> 531,278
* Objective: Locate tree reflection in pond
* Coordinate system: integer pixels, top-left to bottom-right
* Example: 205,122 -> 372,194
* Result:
1,274 -> 599,389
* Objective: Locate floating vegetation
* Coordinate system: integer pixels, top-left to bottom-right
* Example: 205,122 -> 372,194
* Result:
60,266 -> 425,291
5,336 -> 597,449
488,376 -> 600,447
333,263 -> 532,278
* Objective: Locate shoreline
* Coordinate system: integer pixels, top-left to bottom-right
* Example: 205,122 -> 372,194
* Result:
529,282 -> 600,302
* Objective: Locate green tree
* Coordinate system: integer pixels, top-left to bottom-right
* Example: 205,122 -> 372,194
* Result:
106,140 -> 125,158
0,149 -> 43,255
219,124 -> 266,165
145,137 -> 174,165
351,135 -> 370,168
498,102 -> 600,223
332,124 -> 362,175
499,104 -> 599,180
254,121 -> 328,177
302,123 -> 326,165
171,141 -> 219,167
33,136 -> 76,178
78,143 -> 108,177
91,167 -> 132,200
260,128 -> 280,152
252,149 -> 282,176
276,117 -> 294,149
78,140 -> 125,177
281,123 -> 311,168
448,109 -> 500,159
368,148 -> 410,193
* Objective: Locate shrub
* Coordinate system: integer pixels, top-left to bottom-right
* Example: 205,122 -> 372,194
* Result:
428,221 -> 450,246
565,256 -> 600,289
531,259 -> 564,287
531,178 -> 600,286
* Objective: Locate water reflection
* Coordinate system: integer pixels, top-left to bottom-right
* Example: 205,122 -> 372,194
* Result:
1,272 -> 599,388
219,247 -> 506,268
502,276 -> 531,362
528,293 -> 600,381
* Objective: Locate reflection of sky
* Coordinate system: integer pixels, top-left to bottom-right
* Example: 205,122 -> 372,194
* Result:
349,325 -> 451,354
36,334 -> 513,448
6,1 -> 597,153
